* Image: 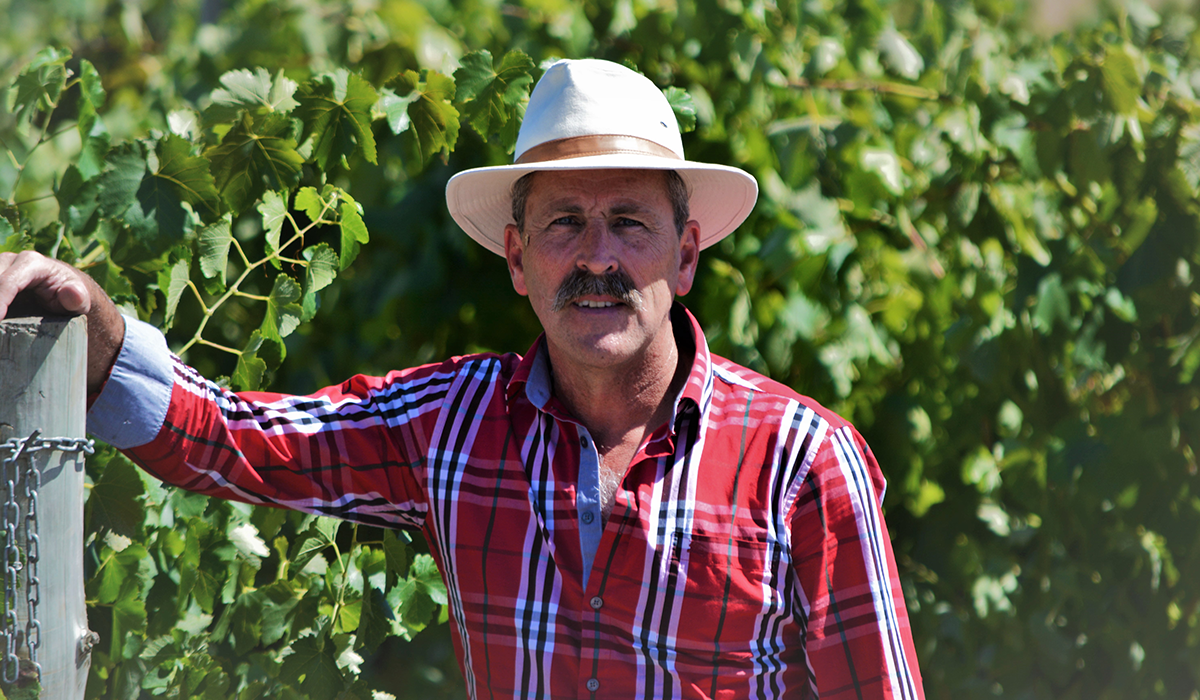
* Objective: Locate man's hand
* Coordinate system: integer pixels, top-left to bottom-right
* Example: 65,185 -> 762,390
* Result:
0,251 -> 126,393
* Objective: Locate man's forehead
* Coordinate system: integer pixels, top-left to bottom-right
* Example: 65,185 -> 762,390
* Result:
524,168 -> 671,205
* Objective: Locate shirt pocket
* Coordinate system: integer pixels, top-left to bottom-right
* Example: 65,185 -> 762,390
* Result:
666,529 -> 778,663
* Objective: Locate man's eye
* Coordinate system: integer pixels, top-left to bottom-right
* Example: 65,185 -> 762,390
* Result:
551,216 -> 579,226
615,217 -> 644,228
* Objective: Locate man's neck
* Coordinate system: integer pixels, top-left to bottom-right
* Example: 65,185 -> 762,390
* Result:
546,316 -> 692,452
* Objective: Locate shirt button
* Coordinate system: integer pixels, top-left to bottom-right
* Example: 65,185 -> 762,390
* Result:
580,435 -> 589,448
589,596 -> 603,610
586,678 -> 601,692
581,511 -> 594,524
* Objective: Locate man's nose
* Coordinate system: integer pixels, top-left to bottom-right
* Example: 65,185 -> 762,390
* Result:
576,220 -> 618,275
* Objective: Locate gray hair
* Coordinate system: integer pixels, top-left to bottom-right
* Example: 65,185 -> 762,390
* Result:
510,170 -> 691,237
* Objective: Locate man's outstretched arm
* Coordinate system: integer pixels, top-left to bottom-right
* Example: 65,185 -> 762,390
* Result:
0,251 -> 126,393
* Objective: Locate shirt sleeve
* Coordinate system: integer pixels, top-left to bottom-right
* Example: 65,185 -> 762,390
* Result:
87,316 -> 174,449
88,318 -> 436,530
789,424 -> 925,700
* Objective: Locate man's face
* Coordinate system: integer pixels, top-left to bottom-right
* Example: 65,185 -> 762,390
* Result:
504,169 -> 700,372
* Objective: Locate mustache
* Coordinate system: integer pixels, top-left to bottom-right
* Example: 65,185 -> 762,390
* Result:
550,269 -> 644,312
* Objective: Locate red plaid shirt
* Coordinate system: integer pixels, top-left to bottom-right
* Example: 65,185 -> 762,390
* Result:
117,306 -> 923,699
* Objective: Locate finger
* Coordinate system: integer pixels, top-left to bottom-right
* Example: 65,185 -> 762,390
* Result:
0,252 -> 91,320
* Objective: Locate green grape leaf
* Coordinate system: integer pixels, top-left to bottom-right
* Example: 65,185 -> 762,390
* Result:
300,250 -> 334,322
155,134 -> 223,222
1032,273 -> 1070,334
0,218 -> 15,253
338,202 -> 367,270
1101,44 -> 1141,115
663,87 -> 697,133
96,143 -> 148,221
134,163 -> 189,247
89,542 -> 148,606
355,585 -> 395,653
206,67 -> 300,123
4,46 -> 71,127
263,273 -> 303,344
296,70 -> 379,169
258,190 -> 289,258
96,142 -> 186,249
198,214 -> 233,286
111,596 -> 148,663
278,630 -> 344,697
389,553 -> 446,635
158,256 -> 190,331
376,87 -> 418,135
410,553 -> 447,605
294,186 -> 327,223
55,164 -> 101,236
205,113 -> 304,216
387,69 -> 460,166
381,530 -> 408,591
258,580 -> 303,646
289,517 -> 340,572
76,59 -> 110,178
454,49 -> 535,152
232,330 -> 268,391
85,449 -> 146,540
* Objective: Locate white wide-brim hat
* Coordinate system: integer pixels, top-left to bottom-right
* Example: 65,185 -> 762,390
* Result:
446,58 -> 758,256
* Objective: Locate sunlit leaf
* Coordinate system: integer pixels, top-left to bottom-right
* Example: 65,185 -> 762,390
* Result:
158,255 -> 190,331
258,190 -> 288,257
376,87 -> 417,135
387,69 -> 459,166
4,46 -> 71,127
289,517 -> 341,572
198,214 -> 233,286
296,69 -> 379,169
877,28 -> 924,80
263,273 -> 303,344
206,67 -> 299,122
76,59 -> 110,178
454,49 -> 535,151
1101,44 -> 1142,115
294,186 -> 327,223
663,87 -> 697,133
338,201 -> 367,269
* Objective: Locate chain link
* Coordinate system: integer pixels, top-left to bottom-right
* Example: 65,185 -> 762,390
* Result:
1,435 -> 24,685
0,431 -> 94,686
21,433 -> 42,682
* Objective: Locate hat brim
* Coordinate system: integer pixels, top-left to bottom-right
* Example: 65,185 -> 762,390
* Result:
446,154 -> 758,256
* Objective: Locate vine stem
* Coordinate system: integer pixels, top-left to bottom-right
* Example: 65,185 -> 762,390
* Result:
178,220 -> 312,356
788,77 -> 944,101
6,88 -> 69,202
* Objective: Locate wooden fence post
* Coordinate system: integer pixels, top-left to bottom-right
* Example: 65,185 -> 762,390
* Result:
0,316 -> 92,699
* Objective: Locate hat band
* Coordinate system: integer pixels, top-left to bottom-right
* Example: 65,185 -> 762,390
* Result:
515,134 -> 682,164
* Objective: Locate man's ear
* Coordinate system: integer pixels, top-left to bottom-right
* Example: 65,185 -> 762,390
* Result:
675,220 -> 701,296
504,224 -> 528,296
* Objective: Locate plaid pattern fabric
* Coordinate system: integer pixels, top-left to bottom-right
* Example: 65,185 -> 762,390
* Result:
124,306 -> 923,699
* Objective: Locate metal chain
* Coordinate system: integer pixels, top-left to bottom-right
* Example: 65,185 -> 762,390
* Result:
0,435 -> 24,685
21,432 -> 42,682
0,431 -> 94,686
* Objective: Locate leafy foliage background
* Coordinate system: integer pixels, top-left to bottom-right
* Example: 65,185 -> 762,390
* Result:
4,0 -> 1200,697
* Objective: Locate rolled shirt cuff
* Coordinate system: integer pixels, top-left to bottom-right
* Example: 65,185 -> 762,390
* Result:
86,316 -> 174,449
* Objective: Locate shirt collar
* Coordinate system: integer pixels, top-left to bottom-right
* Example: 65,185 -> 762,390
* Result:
505,302 -> 715,435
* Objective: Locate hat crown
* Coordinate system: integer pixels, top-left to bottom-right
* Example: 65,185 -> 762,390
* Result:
514,59 -> 684,161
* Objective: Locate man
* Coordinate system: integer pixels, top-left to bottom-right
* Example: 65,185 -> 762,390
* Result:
0,59 -> 923,698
